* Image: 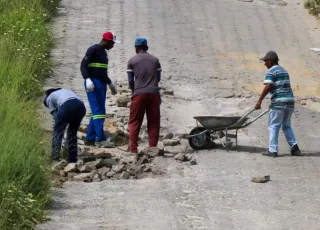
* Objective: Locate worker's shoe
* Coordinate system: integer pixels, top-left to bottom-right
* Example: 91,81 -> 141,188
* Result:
95,139 -> 114,148
291,144 -> 302,156
262,151 -> 278,158
84,139 -> 95,146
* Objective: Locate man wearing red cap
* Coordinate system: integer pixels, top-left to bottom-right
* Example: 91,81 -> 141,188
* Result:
80,31 -> 120,148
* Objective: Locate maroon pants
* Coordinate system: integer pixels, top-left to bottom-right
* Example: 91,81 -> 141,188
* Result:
129,93 -> 161,153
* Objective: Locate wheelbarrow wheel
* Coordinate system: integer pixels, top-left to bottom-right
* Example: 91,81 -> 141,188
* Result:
188,127 -> 211,150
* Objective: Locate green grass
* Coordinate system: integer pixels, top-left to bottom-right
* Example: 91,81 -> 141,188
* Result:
304,0 -> 320,17
0,0 -> 60,229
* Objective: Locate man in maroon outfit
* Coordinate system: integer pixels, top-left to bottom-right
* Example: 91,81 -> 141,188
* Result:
127,38 -> 162,153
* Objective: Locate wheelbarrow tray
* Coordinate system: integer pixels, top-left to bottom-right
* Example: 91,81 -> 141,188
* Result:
193,116 -> 249,130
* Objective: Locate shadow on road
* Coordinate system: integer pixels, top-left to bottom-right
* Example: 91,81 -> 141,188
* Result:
278,152 -> 320,157
212,144 -> 268,154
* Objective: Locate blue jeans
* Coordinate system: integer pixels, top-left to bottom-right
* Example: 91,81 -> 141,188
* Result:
52,99 -> 86,162
268,107 -> 298,153
84,78 -> 107,142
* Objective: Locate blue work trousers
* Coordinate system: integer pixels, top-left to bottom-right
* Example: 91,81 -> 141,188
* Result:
268,107 -> 298,153
85,78 -> 107,142
52,99 -> 86,162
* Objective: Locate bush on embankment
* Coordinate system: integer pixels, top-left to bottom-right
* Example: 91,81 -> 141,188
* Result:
304,0 -> 320,17
0,0 -> 59,228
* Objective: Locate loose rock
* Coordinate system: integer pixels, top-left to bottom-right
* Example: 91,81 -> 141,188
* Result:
251,175 -> 270,183
163,139 -> 181,146
112,164 -> 125,173
116,95 -> 131,107
138,155 -> 150,165
78,139 -> 85,145
106,112 -> 115,119
120,155 -> 138,164
68,172 -> 77,180
78,124 -> 88,133
106,171 -> 116,177
51,160 -> 68,173
93,149 -> 112,159
79,165 -> 95,173
76,159 -> 84,168
190,159 -> 197,165
144,165 -> 152,172
163,90 -> 174,95
140,147 -> 164,157
73,173 -> 91,182
60,170 -> 67,177
185,154 -> 193,161
120,171 -> 130,179
77,132 -> 86,141
98,167 -> 110,180
92,174 -> 102,182
64,163 -> 78,173
81,156 -> 97,163
164,132 -> 174,139
85,158 -> 105,169
174,153 -> 187,162
78,149 -> 94,157
103,158 -> 118,168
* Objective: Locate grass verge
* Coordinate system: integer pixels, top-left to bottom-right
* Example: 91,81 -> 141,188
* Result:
0,0 -> 60,229
304,0 -> 320,17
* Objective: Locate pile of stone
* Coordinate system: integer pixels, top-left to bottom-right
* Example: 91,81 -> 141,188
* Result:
52,146 -> 165,183
52,85 -> 197,186
52,132 -> 197,185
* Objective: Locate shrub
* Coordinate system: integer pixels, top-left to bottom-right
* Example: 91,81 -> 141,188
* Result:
304,0 -> 320,17
0,0 -> 60,228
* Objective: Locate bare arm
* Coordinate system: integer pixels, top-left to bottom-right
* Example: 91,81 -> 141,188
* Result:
255,84 -> 272,110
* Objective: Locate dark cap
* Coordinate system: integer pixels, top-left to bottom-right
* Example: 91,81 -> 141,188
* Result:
260,51 -> 279,61
43,88 -> 62,107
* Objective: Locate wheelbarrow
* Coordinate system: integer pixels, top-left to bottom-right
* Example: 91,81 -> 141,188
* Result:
186,108 -> 269,151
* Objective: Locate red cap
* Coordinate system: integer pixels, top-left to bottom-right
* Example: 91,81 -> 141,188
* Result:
102,32 -> 120,43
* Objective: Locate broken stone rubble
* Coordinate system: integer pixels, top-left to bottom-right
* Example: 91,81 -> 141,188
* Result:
53,146 -> 163,183
52,98 -> 199,185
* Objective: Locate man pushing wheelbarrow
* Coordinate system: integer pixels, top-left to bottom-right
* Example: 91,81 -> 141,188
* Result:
187,51 -> 302,157
255,51 -> 302,157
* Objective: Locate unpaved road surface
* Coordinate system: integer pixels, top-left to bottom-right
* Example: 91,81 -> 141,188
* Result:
38,0 -> 320,229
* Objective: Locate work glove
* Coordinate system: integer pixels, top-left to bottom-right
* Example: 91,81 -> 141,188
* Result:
85,78 -> 95,92
109,82 -> 118,95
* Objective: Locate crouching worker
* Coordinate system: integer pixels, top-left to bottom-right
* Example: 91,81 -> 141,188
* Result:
43,88 -> 86,163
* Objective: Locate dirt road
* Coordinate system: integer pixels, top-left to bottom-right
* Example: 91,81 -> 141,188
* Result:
38,0 -> 320,229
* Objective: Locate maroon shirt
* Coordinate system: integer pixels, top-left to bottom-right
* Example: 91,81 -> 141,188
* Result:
127,51 -> 162,96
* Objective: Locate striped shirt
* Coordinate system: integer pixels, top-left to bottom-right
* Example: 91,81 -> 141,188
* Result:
263,65 -> 295,109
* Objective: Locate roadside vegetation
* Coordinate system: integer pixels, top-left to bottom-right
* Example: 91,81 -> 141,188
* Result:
304,0 -> 320,17
0,0 -> 59,228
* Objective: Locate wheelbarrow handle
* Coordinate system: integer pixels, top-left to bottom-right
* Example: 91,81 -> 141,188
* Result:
231,109 -> 256,127
231,108 -> 269,128
240,108 -> 270,128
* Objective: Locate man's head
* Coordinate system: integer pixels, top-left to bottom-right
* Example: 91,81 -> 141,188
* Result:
100,32 -> 120,50
260,51 -> 279,69
134,38 -> 148,54
43,88 -> 61,107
